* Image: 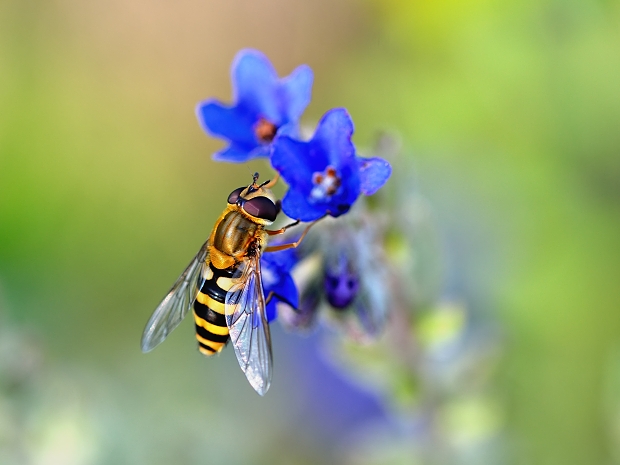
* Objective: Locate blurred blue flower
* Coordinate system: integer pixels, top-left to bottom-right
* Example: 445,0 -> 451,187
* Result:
271,108 -> 392,221
323,252 -> 360,309
311,215 -> 390,341
196,49 -> 313,163
261,246 -> 299,322
277,205 -> 390,341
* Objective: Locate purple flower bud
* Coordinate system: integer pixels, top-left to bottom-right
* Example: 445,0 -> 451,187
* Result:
324,254 -> 360,310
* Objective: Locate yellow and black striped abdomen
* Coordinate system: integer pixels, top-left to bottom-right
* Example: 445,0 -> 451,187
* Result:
193,263 -> 236,356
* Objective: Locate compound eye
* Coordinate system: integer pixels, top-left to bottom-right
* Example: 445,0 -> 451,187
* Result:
242,196 -> 278,221
227,187 -> 245,204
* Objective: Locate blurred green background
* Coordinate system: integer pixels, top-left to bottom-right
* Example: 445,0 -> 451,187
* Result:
1,0 -> 619,464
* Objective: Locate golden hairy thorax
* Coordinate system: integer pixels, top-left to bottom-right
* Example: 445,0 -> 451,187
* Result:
208,204 -> 268,270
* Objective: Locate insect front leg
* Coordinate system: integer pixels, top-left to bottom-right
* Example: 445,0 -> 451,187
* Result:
266,219 -> 300,236
264,221 -> 316,252
261,173 -> 280,189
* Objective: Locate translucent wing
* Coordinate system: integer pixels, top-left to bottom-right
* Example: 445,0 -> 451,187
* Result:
225,254 -> 273,396
141,240 -> 209,353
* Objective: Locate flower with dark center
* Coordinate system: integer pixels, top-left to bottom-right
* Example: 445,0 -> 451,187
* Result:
271,108 -> 392,221
196,49 -> 313,163
254,117 -> 278,144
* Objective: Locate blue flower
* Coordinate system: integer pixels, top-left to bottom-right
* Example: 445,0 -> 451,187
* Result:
271,108 -> 392,222
260,246 -> 299,322
196,49 -> 313,163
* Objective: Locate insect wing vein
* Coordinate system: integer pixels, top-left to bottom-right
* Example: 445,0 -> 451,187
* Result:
225,255 -> 273,396
141,240 -> 209,352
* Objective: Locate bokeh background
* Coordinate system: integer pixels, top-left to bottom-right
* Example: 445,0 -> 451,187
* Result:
1,0 -> 620,464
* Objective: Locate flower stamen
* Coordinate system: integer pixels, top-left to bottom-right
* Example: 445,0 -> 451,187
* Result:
310,165 -> 341,202
254,118 -> 278,143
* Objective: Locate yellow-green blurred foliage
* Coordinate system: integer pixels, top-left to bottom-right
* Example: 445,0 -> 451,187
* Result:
1,0 -> 619,464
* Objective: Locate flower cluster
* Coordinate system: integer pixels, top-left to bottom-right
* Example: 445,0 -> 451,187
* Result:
196,49 -> 392,327
196,49 -> 392,223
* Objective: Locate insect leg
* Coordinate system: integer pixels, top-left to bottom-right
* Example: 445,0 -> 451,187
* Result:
266,219 -> 300,236
264,222 -> 315,252
260,173 -> 280,189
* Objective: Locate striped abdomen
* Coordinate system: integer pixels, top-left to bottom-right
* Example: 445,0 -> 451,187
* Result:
193,263 -> 237,356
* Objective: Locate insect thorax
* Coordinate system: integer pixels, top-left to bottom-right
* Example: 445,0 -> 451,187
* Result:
212,210 -> 261,261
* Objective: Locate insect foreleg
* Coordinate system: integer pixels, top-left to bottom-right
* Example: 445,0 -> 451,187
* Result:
261,173 -> 280,189
266,219 -> 301,236
264,221 -> 316,252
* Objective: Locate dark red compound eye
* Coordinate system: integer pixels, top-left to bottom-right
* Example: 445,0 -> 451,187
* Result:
242,196 -> 278,221
227,187 -> 245,204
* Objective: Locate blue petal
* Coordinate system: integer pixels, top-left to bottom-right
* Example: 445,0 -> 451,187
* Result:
358,157 -> 392,195
266,300 -> 278,322
280,65 -> 313,122
271,136 -> 318,193
275,122 -> 300,139
212,144 -> 272,163
325,200 -> 352,218
212,145 -> 250,163
313,108 -> 356,169
333,155 -> 361,210
232,50 -> 281,123
281,188 -> 328,221
263,268 -> 298,322
314,109 -> 361,217
233,50 -> 313,127
276,274 -> 299,308
264,273 -> 298,322
262,246 -> 298,271
196,100 -> 256,149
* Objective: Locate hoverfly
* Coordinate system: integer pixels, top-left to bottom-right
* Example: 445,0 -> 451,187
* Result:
141,173 -> 312,395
